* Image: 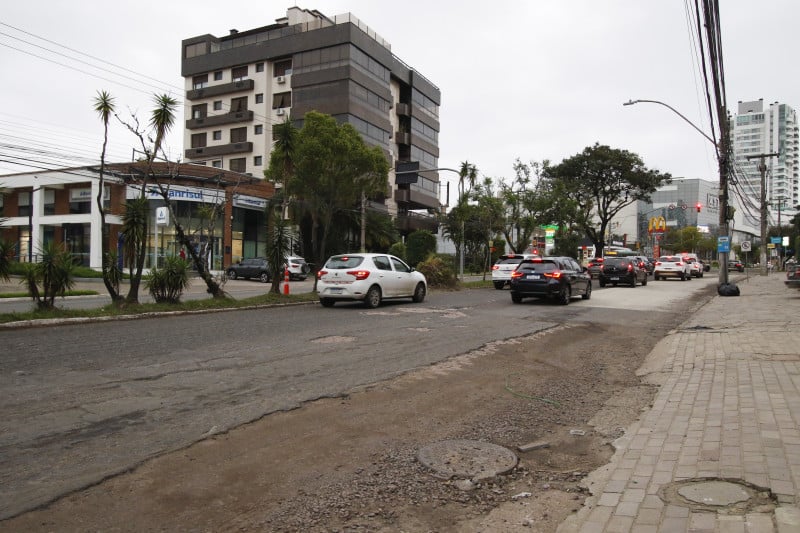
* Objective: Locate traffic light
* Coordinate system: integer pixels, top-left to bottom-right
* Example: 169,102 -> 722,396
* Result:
695,202 -> 702,213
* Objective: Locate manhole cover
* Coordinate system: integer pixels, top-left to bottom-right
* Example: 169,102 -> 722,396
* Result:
660,478 -> 776,514
417,439 -> 518,480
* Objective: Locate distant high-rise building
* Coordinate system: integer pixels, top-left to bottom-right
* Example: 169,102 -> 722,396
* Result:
181,7 -> 441,235
731,99 -> 799,221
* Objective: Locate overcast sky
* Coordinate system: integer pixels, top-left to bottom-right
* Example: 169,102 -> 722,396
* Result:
1,1 -> 797,198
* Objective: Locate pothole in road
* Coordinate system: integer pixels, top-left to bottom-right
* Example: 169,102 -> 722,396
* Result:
659,478 -> 777,514
311,335 -> 356,344
417,439 -> 518,482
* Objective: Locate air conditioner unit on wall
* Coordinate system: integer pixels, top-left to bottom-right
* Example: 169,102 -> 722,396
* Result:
276,108 -> 285,116
276,76 -> 286,84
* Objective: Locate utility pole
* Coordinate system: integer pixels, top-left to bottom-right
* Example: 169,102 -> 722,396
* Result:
746,152 -> 779,276
776,197 -> 788,268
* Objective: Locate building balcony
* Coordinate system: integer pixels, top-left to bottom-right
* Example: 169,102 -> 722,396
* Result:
186,79 -> 254,100
185,142 -> 253,159
395,131 -> 411,145
394,186 -> 438,211
186,110 -> 254,129
396,211 -> 439,233
395,103 -> 410,116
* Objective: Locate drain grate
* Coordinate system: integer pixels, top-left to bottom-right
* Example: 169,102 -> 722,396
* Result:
659,478 -> 776,514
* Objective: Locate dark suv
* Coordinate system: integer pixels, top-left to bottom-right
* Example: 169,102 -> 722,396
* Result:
226,258 -> 271,283
599,257 -> 648,287
509,256 -> 591,305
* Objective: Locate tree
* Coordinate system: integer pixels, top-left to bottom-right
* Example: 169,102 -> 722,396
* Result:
406,230 -> 437,267
286,111 -> 389,266
93,90 -> 124,304
266,211 -> 291,294
546,143 -> 671,258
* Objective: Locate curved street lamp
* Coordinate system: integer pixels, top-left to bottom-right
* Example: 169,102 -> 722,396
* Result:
623,99 -> 717,148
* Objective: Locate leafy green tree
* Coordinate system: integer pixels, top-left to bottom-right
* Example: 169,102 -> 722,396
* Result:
286,111 -> 389,266
546,143 -> 671,258
388,241 -> 406,261
406,230 -> 437,267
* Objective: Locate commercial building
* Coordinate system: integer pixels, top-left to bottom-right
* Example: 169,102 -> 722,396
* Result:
731,99 -> 799,221
181,7 -> 442,235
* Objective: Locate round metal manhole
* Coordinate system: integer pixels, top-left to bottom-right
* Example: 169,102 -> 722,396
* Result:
417,439 -> 518,481
659,478 -> 776,514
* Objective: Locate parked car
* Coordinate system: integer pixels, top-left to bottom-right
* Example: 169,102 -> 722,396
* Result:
587,257 -> 604,279
727,260 -> 745,272
284,256 -> 310,280
226,258 -> 271,283
653,255 -> 692,281
316,253 -> 427,308
509,256 -> 591,305
599,256 -> 648,287
491,253 -> 535,289
786,263 -> 800,289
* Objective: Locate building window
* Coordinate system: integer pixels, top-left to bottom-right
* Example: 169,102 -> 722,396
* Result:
274,59 -> 292,77
17,191 -> 31,217
185,42 -> 206,59
272,92 -> 291,109
232,65 -> 248,81
255,93 -> 264,104
191,132 -> 207,148
254,156 -> 263,166
212,130 -> 222,141
211,160 -> 222,168
230,127 -> 247,143
229,158 -> 246,173
213,100 -> 222,111
213,70 -> 223,81
256,62 -> 264,73
192,74 -> 208,89
254,124 -> 263,135
231,96 -> 248,112
191,103 -> 207,120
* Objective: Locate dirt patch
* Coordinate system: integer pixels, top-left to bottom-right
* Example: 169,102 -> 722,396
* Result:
2,318 -> 675,532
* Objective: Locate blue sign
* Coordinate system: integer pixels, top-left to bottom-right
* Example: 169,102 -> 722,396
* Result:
717,236 -> 730,253
771,236 -> 782,244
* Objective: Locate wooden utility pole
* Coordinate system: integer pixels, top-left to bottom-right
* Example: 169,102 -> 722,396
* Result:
745,152 -> 780,275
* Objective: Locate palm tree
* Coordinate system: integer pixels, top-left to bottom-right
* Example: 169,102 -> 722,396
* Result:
149,94 -> 178,162
93,90 -> 123,304
122,197 -> 149,304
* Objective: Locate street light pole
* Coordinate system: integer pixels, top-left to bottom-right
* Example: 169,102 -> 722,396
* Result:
624,98 -> 734,292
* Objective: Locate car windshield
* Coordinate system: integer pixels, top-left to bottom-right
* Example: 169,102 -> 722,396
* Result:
326,256 -> 365,269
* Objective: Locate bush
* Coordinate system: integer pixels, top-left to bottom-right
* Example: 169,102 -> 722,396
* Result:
21,241 -> 76,310
146,256 -> 190,304
417,254 -> 459,289
388,241 -> 406,261
406,230 -> 437,267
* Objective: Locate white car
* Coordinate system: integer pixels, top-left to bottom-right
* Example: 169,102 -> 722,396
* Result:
681,253 -> 704,278
653,255 -> 693,281
317,253 -> 427,308
284,256 -> 310,280
491,253 -> 536,289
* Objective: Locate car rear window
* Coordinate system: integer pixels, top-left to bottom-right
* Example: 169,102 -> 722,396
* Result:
326,256 -> 365,269
519,260 -> 557,273
659,256 -> 680,262
604,258 -> 630,267
496,256 -> 524,265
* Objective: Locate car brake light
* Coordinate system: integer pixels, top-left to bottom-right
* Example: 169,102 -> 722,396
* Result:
317,270 -> 327,278
676,262 -> 684,266
532,257 -> 543,262
347,270 -> 370,280
627,264 -> 633,272
655,262 -> 662,266
511,271 -> 524,279
492,265 -> 500,271
543,271 -> 562,279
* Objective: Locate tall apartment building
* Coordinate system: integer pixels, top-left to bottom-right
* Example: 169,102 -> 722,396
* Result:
181,7 -> 441,235
731,99 -> 799,221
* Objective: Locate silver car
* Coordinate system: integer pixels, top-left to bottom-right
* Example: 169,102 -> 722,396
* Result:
317,253 -> 427,308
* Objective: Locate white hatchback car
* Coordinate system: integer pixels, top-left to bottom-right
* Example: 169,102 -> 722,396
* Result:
653,255 -> 693,281
317,253 -> 427,308
491,253 -> 536,289
284,256 -> 310,281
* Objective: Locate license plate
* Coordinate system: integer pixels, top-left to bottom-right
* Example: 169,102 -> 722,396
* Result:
527,274 -> 541,280
328,288 -> 343,294
610,277 -> 619,281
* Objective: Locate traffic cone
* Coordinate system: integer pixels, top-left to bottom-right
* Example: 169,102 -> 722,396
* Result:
283,267 -> 290,295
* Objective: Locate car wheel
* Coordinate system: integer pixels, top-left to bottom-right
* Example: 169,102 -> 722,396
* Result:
642,276 -> 647,286
493,281 -> 505,290
227,270 -> 238,280
680,273 -> 686,281
364,285 -> 382,308
630,278 -> 636,288
558,286 -> 570,305
686,273 -> 692,281
412,282 -> 426,303
599,279 -> 606,288
260,272 -> 270,283
320,298 -> 335,308
582,282 -> 592,300
511,293 -> 523,304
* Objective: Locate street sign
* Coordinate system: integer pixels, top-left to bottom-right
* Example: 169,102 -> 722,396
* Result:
770,236 -> 782,244
740,241 -> 751,252
717,236 -> 730,253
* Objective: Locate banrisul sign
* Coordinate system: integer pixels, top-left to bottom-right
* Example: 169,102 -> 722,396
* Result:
127,184 -> 224,204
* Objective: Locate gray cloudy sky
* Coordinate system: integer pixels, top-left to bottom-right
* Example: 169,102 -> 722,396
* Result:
1,1 -> 797,196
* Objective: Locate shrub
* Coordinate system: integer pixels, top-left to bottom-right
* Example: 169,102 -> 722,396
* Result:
22,241 -> 76,310
388,241 -> 406,261
416,254 -> 458,289
146,256 -> 190,304
406,230 -> 437,267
